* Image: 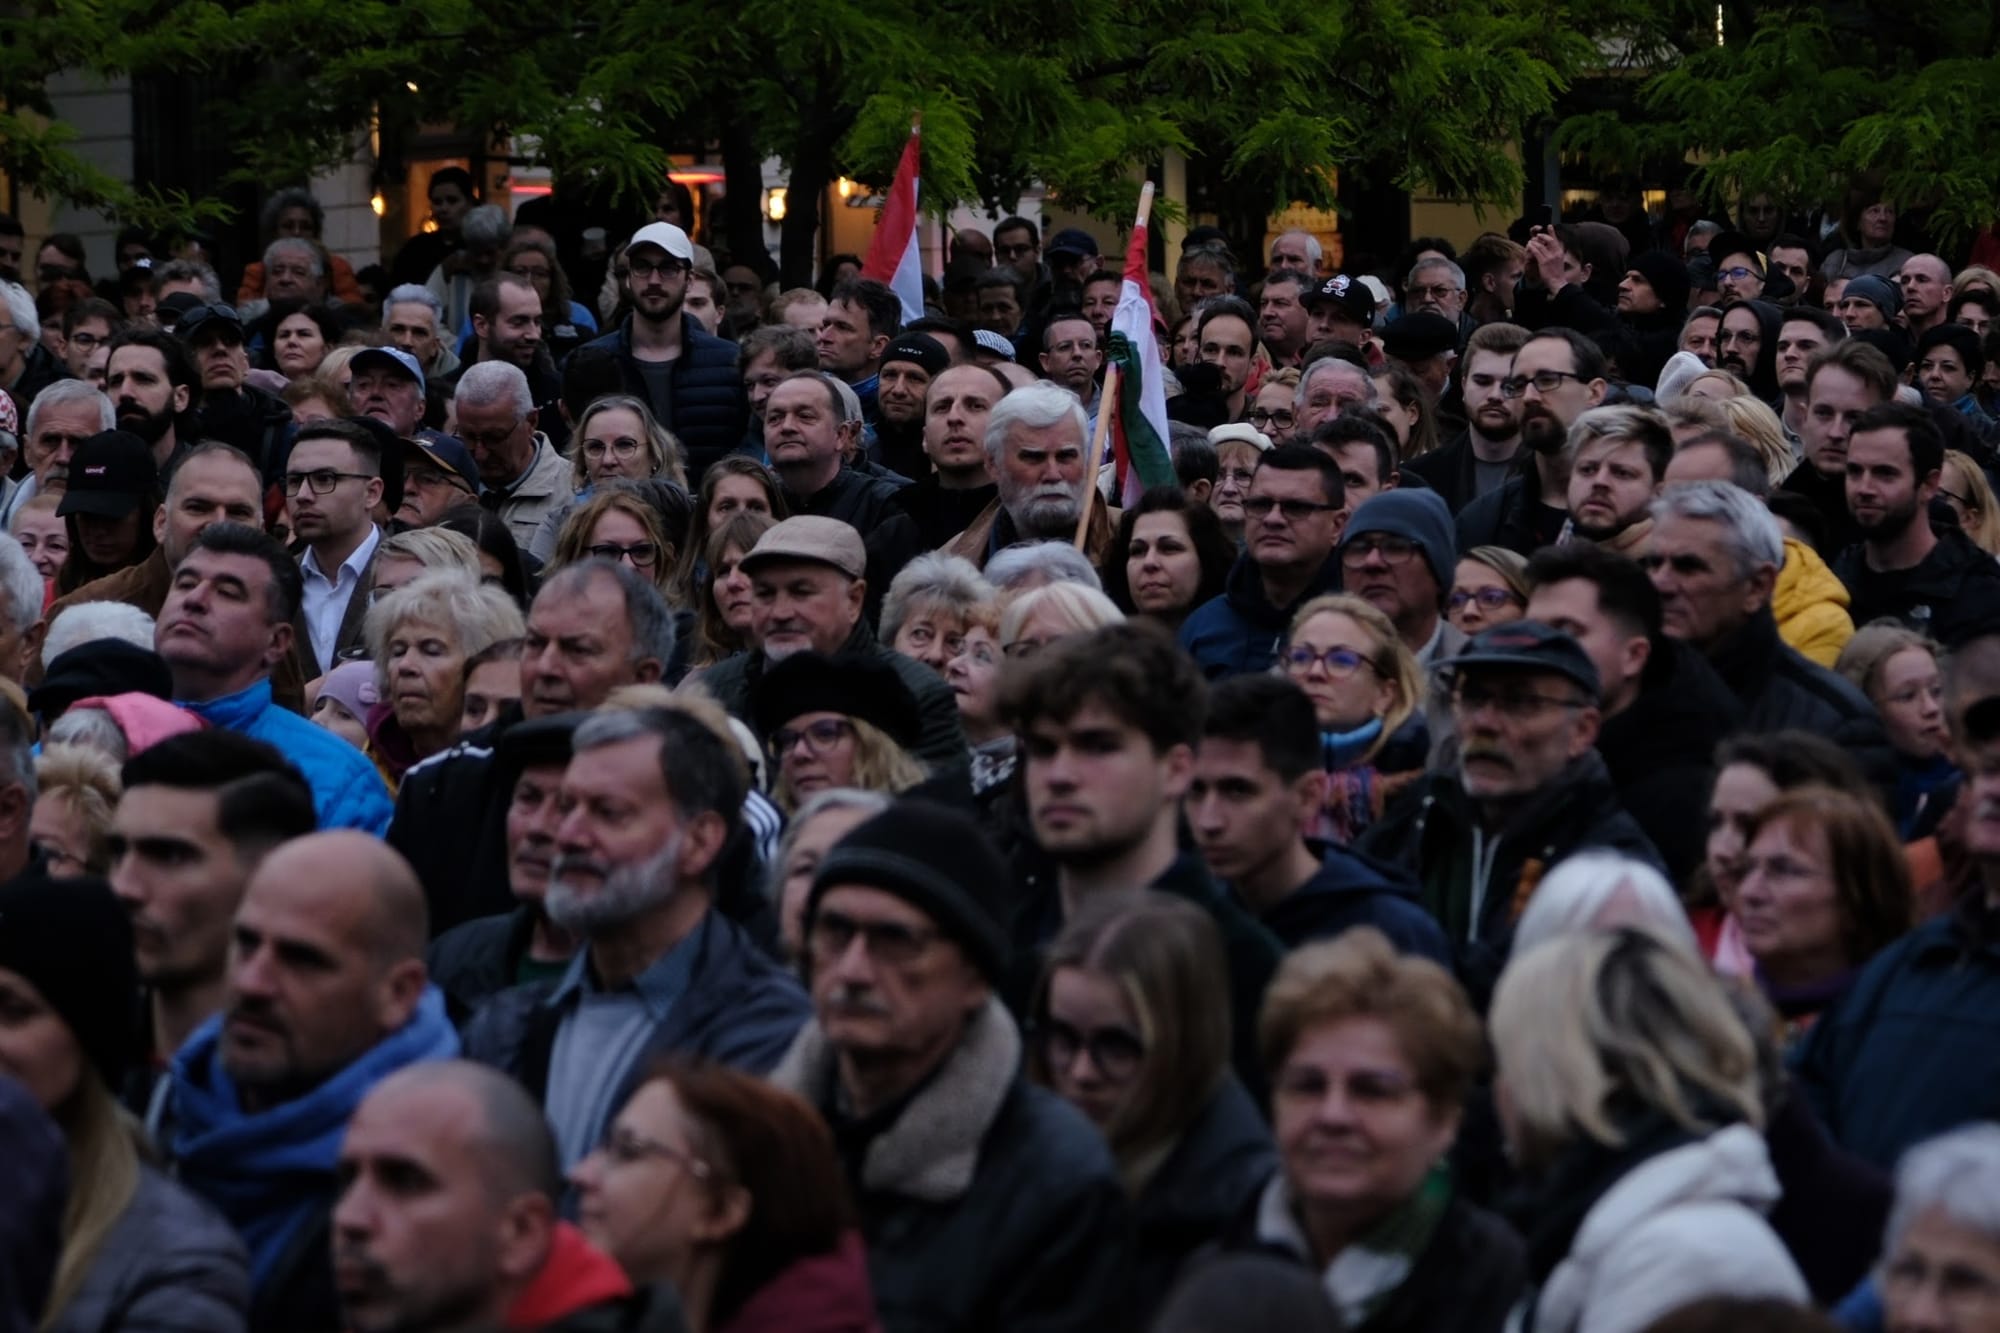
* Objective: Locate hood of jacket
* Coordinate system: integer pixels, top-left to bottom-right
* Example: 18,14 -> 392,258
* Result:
506,1222 -> 634,1329
1557,1122 -> 1782,1275
169,987 -> 461,1287
769,997 -> 1018,1203
1773,536 -> 1853,662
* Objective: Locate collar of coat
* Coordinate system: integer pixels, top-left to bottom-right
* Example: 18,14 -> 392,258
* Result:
769,996 -> 1019,1203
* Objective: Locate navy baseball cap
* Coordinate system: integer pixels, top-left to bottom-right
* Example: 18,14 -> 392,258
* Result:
1442,620 -> 1602,701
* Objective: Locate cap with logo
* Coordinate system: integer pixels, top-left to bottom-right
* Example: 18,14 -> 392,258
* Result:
627,222 -> 695,264
350,345 -> 425,391
1442,620 -> 1602,702
57,431 -> 159,519
398,432 -> 482,496
738,515 -> 866,581
880,333 -> 949,378
1304,274 -> 1376,327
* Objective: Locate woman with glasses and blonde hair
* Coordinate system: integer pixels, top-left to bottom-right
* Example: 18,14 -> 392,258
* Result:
998,581 -> 1124,661
529,392 -> 687,561
569,1060 -> 877,1333
1447,547 -> 1529,637
550,485 -> 680,600
1937,449 -> 2000,555
1217,927 -> 1523,1333
1491,927 -> 1808,1333
1278,593 -> 1427,845
1028,892 -> 1274,1315
752,652 -> 926,814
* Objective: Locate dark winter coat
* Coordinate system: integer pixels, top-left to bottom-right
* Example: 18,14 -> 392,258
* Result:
1454,471 -> 1567,558
769,1001 -> 1132,1333
1793,892 -> 2000,1170
1782,461 -> 1863,558
427,904 -> 541,1025
890,478 -> 998,552
1178,553 -> 1341,681
1130,1077 -> 1275,1319
387,706 -> 521,935
196,385 -> 295,487
1256,841 -> 1452,964
579,316 -> 749,480
1401,429 -> 1519,517
1762,1087 -> 1893,1306
1833,527 -> 2000,649
1595,638 -> 1744,885
1705,606 -> 1894,790
1358,753 -> 1660,1009
47,1167 -> 249,1333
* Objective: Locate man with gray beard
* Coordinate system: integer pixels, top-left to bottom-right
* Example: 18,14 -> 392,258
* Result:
944,380 -> 1118,570
461,702 -> 809,1168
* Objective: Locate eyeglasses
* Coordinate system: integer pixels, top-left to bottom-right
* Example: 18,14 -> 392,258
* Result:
1244,496 -> 1339,521
457,426 -> 520,450
1247,408 -> 1295,429
1341,535 -> 1422,567
596,1125 -> 712,1180
1718,266 -> 1759,281
1450,681 -> 1588,719
1500,370 -> 1588,398
771,717 -> 853,755
1448,586 -> 1522,612
1739,853 -> 1827,883
1281,645 -> 1378,679
629,257 -> 691,279
65,329 -> 106,350
808,909 -> 943,966
283,469 -> 375,496
1409,284 -> 1462,301
582,437 -> 644,461
1033,1018 -> 1146,1081
587,541 -> 660,566
406,466 -> 471,493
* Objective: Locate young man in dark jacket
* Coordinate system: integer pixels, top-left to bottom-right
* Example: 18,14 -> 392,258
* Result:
1833,401 -> 2000,648
769,799 -> 1132,1333
578,221 -> 747,481
1358,620 -> 1660,1008
1190,672 -> 1448,961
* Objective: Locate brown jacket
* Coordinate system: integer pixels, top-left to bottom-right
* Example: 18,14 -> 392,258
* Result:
33,548 -> 307,712
943,495 -> 1121,571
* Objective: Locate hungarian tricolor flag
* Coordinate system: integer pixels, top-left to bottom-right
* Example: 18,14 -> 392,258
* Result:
860,123 -> 926,326
1106,211 -> 1176,508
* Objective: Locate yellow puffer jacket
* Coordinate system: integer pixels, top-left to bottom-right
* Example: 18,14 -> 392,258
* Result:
1773,536 -> 1854,667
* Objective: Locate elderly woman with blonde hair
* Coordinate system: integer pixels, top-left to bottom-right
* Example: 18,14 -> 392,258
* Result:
361,571 -> 526,785
999,580 -> 1124,661
31,743 -> 121,876
1491,927 -> 1808,1332
881,553 -> 996,675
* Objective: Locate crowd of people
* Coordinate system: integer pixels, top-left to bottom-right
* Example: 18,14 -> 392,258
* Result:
2,176 -> 2000,1333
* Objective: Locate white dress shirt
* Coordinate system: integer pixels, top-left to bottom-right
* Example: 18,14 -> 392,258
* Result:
299,524 -> 381,671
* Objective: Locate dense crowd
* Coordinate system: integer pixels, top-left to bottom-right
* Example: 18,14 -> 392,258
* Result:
2,175 -> 2000,1333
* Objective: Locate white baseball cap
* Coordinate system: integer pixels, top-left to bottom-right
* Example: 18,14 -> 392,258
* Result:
627,221 -> 694,263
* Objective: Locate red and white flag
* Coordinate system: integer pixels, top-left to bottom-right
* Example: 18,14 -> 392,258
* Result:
861,123 -> 925,325
1107,194 -> 1174,507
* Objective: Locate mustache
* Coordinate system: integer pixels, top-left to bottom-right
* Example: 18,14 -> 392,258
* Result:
1461,743 -> 1514,770
824,984 -> 892,1018
550,853 -> 610,883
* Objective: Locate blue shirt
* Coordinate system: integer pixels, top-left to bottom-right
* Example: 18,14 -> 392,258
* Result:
544,912 -> 709,1167
180,679 -> 393,834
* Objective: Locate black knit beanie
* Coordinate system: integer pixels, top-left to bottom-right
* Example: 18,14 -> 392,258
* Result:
0,872 -> 139,1091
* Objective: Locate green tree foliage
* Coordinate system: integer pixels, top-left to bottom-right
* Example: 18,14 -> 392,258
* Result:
1558,2 -> 2000,248
11,0 -> 1609,277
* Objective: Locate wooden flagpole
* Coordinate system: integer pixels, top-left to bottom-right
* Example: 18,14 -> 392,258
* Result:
1073,181 -> 1156,552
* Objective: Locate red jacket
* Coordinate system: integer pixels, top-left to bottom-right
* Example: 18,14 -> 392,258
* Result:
507,1223 -> 633,1328
714,1231 -> 880,1333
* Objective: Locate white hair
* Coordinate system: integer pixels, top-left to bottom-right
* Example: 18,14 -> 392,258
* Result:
1408,256 -> 1466,290
0,281 -> 35,338
1886,1124 -> 2000,1256
456,360 -> 535,420
0,534 -> 39,636
1295,356 -> 1377,412
1512,851 -> 1698,957
764,788 -> 894,904
983,380 -> 1086,466
461,204 -> 512,250
47,706 -> 129,763
382,283 -> 444,328
43,601 -> 157,669
1275,230 -> 1323,266
983,540 -> 1102,593
1649,480 -> 1785,575
25,380 -> 115,442
263,237 -> 324,278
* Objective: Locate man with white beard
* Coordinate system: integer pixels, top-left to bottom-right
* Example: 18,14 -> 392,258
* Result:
944,380 -> 1116,570
462,704 -> 809,1168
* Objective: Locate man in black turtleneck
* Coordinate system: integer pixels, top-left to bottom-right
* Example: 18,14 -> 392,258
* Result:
891,362 -> 1007,550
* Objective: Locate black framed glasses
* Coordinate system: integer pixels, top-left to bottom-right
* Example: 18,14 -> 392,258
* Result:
1500,370 -> 1587,398
628,257 -> 691,279
1281,645 -> 1377,679
807,909 -> 943,966
1248,408 -> 1296,429
1448,586 -> 1523,612
1244,496 -> 1338,521
283,469 -> 375,496
1450,680 -> 1588,720
1341,535 -> 1421,567
587,541 -> 660,566
1033,1018 -> 1146,1080
771,717 -> 853,756
1718,266 -> 1759,281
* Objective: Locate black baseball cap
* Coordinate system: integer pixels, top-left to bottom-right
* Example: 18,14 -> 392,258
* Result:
1380,312 -> 1460,362
1441,620 -> 1601,701
1304,273 -> 1376,327
175,303 -> 245,345
1047,228 -> 1100,259
57,431 -> 159,518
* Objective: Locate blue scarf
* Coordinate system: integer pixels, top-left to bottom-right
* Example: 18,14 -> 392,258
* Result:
169,987 -> 461,1290
1321,718 -> 1384,771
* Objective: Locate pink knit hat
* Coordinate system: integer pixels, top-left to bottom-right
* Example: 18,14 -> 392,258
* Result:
67,693 -> 204,755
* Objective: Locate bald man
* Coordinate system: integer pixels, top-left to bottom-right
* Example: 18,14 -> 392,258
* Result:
334,1060 -> 680,1333
165,832 -> 462,1332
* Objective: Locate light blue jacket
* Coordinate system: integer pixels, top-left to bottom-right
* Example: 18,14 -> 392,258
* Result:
181,678 -> 393,834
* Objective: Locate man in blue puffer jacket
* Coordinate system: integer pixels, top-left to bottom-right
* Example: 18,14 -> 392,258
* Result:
578,221 -> 748,481
166,830 -> 460,1333
154,522 -> 392,834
